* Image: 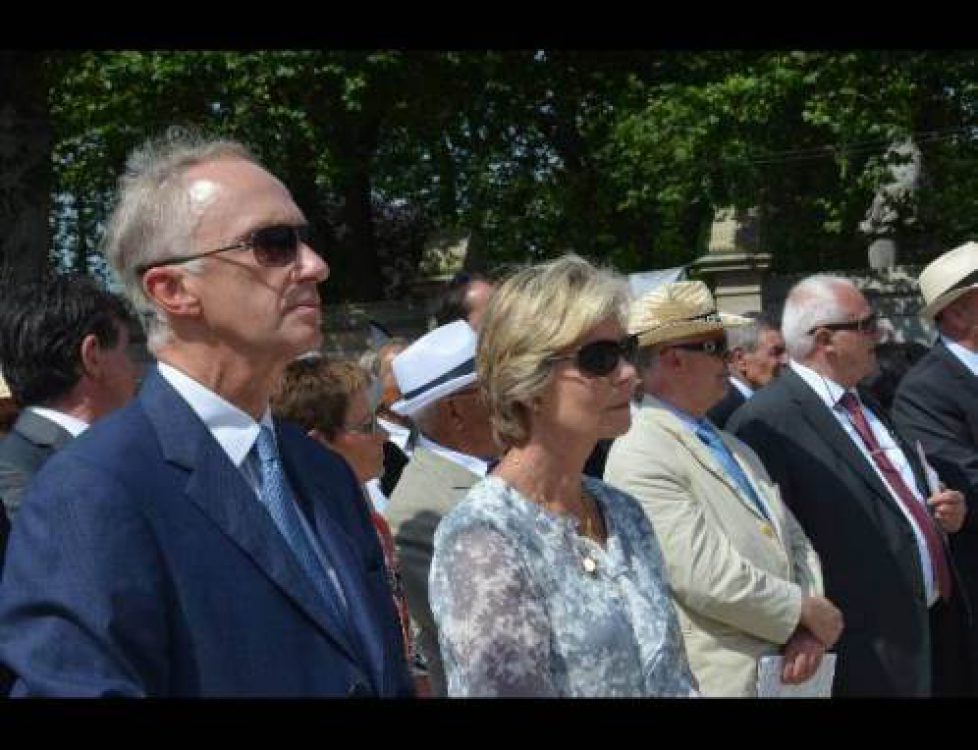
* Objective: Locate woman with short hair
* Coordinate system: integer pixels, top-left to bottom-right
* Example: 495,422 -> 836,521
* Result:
429,254 -> 698,697
271,357 -> 415,679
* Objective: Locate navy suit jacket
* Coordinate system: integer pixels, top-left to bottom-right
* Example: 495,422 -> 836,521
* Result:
0,368 -> 413,697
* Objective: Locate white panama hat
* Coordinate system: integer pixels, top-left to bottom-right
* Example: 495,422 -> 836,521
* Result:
390,320 -> 478,417
918,241 -> 978,320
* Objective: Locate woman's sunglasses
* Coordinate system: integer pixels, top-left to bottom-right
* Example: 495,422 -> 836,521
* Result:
137,224 -> 311,274
549,334 -> 639,378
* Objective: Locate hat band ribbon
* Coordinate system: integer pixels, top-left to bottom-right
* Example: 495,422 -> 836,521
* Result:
401,357 -> 476,401
943,269 -> 978,297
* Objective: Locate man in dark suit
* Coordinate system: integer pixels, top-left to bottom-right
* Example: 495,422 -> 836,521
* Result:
707,311 -> 787,428
893,240 -> 978,682
0,131 -> 413,697
729,274 -> 972,696
0,276 -> 139,520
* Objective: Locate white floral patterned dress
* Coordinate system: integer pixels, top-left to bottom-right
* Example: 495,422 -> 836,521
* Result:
429,474 -> 699,697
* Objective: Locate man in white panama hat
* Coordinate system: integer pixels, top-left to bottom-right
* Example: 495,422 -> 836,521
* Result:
385,320 -> 499,696
604,280 -> 838,696
893,240 -> 978,691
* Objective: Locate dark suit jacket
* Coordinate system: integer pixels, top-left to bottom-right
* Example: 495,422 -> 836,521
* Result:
706,382 -> 747,429
892,341 -> 978,626
0,410 -> 74,519
728,367 -> 968,696
0,368 -> 413,697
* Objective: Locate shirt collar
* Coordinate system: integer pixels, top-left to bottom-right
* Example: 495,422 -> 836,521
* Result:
642,394 -> 703,433
728,376 -> 754,399
789,359 -> 854,410
942,336 -> 978,378
27,406 -> 89,438
157,361 -> 273,468
417,433 -> 490,477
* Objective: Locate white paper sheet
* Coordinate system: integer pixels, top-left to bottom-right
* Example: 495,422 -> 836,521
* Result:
756,653 -> 836,698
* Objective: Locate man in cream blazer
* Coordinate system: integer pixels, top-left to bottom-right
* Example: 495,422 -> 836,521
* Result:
604,281 -> 842,697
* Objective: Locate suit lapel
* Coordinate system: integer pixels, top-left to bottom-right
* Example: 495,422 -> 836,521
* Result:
139,369 -> 364,666
279,428 -> 388,692
15,410 -> 74,451
649,401 -> 769,523
934,340 -> 978,396
783,369 -> 910,527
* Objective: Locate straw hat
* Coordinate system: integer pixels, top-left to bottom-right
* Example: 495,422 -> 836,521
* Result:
390,321 -> 478,417
628,280 -> 751,348
918,241 -> 978,320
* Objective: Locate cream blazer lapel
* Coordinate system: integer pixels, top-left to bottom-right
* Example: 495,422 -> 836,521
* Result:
648,400 -> 775,529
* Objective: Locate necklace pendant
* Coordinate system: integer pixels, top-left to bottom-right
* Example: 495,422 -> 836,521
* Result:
582,554 -> 598,575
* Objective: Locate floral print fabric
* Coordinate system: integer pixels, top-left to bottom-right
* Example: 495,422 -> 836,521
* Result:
429,474 -> 699,697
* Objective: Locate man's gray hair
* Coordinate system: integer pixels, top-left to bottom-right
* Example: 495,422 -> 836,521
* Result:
726,311 -> 780,353
781,275 -> 856,360
101,127 -> 258,352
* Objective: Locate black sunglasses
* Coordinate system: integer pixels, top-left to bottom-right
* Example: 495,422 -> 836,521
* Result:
137,224 -> 311,275
808,312 -> 879,336
549,335 -> 639,378
667,338 -> 729,358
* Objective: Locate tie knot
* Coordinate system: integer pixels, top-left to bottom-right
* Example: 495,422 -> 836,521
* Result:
838,391 -> 860,414
255,425 -> 278,464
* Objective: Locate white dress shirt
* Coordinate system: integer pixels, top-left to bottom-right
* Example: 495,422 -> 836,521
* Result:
790,360 -> 938,605
417,433 -> 490,477
378,416 -> 413,457
28,406 -> 89,438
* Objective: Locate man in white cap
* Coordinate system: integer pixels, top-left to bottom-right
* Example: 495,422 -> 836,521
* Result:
604,280 -> 839,697
385,320 -> 499,696
893,240 -> 978,689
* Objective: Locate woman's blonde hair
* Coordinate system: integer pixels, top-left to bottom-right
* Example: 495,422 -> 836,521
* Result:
477,254 -> 629,450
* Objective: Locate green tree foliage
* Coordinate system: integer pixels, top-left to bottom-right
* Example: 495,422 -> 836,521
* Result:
46,51 -> 978,300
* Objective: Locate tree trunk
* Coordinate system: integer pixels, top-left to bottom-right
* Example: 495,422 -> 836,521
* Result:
336,119 -> 382,301
0,53 -> 52,284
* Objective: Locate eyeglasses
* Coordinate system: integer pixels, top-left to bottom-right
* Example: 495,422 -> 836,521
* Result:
808,312 -> 879,336
666,338 -> 729,358
549,335 -> 639,378
137,224 -> 312,275
342,414 -> 379,436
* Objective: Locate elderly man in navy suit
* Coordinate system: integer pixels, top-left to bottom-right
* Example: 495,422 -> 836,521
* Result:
0,130 -> 414,697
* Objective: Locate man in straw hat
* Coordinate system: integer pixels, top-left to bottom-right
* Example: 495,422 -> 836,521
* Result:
729,274 -> 971,696
385,320 -> 499,696
893,240 -> 978,687
604,280 -> 839,696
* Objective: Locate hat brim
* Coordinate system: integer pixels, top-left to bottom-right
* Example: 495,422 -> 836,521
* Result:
390,372 -> 478,418
633,313 -> 750,348
920,284 -> 978,320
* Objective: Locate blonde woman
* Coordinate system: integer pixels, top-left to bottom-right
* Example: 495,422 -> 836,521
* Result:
429,255 -> 698,697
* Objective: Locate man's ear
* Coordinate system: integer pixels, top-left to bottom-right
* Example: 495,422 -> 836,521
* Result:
142,267 -> 202,319
813,328 -> 834,351
728,346 -> 747,374
79,333 -> 102,379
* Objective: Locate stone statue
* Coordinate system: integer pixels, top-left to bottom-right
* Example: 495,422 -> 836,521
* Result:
859,138 -> 923,269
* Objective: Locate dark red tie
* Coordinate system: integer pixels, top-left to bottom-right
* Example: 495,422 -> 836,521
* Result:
838,392 -> 952,602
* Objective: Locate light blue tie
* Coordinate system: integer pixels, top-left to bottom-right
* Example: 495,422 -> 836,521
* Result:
694,419 -> 770,521
254,426 -> 346,616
